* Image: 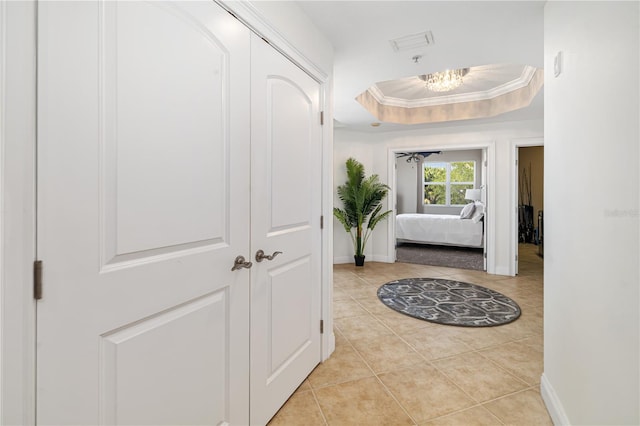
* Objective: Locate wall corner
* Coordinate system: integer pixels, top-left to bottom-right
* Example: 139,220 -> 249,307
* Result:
541,373 -> 571,426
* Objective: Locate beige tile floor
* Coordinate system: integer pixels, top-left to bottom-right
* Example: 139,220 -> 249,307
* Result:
268,244 -> 550,426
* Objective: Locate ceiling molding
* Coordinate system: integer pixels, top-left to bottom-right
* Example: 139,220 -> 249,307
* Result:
356,68 -> 543,125
367,65 -> 539,108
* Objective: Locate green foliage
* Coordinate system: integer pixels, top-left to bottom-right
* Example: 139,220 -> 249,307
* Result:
451,184 -> 474,205
424,184 -> 445,205
333,158 -> 392,258
450,161 -> 475,182
424,163 -> 446,183
424,161 -> 475,205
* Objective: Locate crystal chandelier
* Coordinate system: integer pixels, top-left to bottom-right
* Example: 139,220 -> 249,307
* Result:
419,68 -> 469,92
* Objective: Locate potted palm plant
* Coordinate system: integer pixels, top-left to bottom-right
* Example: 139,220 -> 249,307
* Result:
333,158 -> 392,266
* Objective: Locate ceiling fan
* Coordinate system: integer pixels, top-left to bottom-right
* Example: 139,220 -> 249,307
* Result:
395,151 -> 442,163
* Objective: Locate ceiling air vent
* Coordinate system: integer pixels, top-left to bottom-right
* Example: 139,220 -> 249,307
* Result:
389,31 -> 434,52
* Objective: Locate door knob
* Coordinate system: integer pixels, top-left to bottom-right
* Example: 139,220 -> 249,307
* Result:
231,255 -> 253,271
255,250 -> 283,262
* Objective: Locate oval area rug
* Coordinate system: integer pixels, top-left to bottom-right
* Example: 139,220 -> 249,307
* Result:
377,278 -> 521,327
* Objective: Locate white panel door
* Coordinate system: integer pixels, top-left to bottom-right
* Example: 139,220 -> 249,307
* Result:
249,36 -> 323,425
37,2 -> 251,424
482,148 -> 488,271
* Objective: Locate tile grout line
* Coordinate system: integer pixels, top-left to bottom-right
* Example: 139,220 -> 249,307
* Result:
422,342 -> 535,417
350,330 -> 421,425
333,317 -> 420,425
474,348 -> 535,388
477,385 -> 553,424
307,385 -> 329,426
371,374 -> 419,426
421,402 -> 506,425
481,384 -> 544,405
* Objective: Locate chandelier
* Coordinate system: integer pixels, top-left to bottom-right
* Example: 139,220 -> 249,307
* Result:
419,68 -> 469,92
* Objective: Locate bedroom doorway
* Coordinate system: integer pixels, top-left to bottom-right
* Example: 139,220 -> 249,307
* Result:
390,146 -> 490,272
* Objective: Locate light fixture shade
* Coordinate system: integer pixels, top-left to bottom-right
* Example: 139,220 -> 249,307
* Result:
465,189 -> 482,201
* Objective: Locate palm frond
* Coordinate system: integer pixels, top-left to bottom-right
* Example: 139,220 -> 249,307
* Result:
334,158 -> 392,259
367,204 -> 392,230
345,157 -> 365,187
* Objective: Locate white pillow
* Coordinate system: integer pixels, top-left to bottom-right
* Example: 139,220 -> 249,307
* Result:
460,202 -> 475,219
471,201 -> 484,223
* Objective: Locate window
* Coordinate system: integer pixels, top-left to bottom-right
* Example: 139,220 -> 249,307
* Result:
423,160 -> 475,206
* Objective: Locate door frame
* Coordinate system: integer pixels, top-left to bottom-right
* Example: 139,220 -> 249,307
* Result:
386,140 -> 497,274
510,137 -> 544,275
0,1 -> 334,422
0,1 -> 38,424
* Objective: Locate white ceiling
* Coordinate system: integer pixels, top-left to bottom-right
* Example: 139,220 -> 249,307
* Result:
295,1 -> 545,132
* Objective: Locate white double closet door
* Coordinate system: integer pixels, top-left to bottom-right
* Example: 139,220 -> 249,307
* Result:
36,2 -> 322,425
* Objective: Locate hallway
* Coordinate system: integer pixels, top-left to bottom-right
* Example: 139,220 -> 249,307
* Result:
269,244 -> 548,425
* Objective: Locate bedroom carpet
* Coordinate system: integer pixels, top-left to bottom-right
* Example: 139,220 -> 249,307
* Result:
396,243 -> 484,271
377,278 -> 521,327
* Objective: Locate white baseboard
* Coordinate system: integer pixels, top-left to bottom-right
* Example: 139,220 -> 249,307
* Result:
540,373 -> 571,425
333,256 -> 352,264
371,254 -> 393,263
493,265 -> 514,276
322,332 -> 335,362
333,255 -> 394,264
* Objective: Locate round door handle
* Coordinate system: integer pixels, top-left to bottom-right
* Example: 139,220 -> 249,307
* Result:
255,250 -> 283,262
231,255 -> 253,271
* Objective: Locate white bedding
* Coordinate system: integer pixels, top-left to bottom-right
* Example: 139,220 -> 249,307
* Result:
396,213 -> 484,248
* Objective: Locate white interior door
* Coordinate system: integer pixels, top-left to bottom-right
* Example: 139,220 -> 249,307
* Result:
514,148 -> 519,275
249,35 -> 323,425
482,148 -> 488,271
37,2 -> 251,424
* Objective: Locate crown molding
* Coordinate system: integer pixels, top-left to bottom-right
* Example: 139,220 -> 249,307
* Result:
368,65 -> 539,108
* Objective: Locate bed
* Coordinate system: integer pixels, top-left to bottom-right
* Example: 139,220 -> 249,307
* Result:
396,210 -> 484,248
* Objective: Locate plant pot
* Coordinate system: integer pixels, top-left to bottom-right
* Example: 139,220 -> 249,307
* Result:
354,255 -> 365,267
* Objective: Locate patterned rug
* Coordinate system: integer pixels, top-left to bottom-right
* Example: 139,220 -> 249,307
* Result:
377,278 -> 521,327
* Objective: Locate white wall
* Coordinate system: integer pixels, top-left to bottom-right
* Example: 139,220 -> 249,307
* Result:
333,135 -> 376,262
333,119 -> 543,273
395,158 -> 419,214
246,1 -> 333,74
542,2 -> 639,424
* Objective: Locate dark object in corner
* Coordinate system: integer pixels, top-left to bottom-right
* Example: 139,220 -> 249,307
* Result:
538,210 -> 544,258
519,204 -> 534,243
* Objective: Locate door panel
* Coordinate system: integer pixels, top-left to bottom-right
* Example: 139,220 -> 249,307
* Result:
269,257 -> 314,371
109,2 -> 227,255
37,2 -> 250,424
100,292 -> 228,425
104,1 -> 229,260
268,78 -> 314,229
250,35 -> 323,425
